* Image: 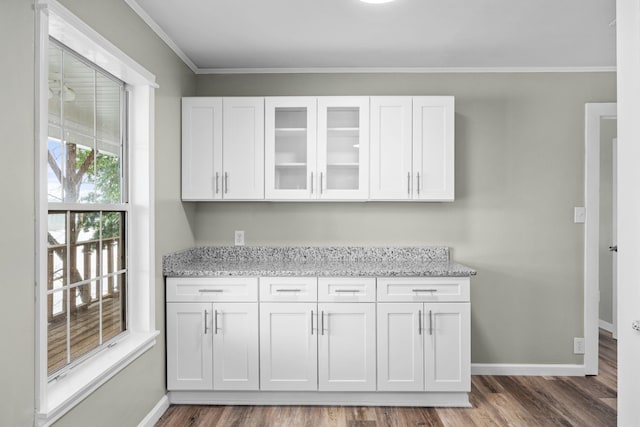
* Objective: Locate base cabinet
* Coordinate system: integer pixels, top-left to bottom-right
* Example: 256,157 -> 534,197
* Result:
167,276 -> 470,406
318,302 -> 376,391
259,302 -> 318,391
167,302 -> 213,390
377,302 -> 470,392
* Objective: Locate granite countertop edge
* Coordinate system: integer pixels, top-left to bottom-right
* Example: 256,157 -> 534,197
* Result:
163,246 -> 477,278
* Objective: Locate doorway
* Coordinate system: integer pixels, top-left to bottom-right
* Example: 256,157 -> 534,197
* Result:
584,102 -> 617,375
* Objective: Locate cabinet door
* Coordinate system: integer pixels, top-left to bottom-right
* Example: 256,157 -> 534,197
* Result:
212,303 -> 259,390
317,97 -> 370,200
181,97 -> 223,200
424,302 -> 470,392
166,302 -> 213,390
259,302 -> 318,390
412,96 -> 455,201
222,97 -> 265,200
318,303 -> 376,391
370,97 -> 413,200
265,97 -> 317,200
377,303 -> 424,391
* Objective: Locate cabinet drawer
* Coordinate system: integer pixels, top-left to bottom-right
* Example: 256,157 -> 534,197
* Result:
260,277 -> 318,302
318,278 -> 376,302
166,277 -> 258,302
377,277 -> 469,302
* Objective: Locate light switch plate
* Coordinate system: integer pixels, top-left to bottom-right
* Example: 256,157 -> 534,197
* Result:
574,207 -> 586,223
234,230 -> 245,246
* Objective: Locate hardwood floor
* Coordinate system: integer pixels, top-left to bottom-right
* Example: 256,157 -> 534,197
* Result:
156,329 -> 616,427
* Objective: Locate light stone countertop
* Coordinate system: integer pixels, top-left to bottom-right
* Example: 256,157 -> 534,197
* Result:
163,246 -> 476,278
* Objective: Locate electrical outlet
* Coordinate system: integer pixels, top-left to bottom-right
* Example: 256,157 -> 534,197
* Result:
234,230 -> 245,246
574,207 -> 586,224
574,337 -> 585,354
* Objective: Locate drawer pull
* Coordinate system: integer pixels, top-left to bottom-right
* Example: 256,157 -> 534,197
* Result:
412,289 -> 437,293
334,289 -> 361,293
199,289 -> 224,293
276,289 -> 302,293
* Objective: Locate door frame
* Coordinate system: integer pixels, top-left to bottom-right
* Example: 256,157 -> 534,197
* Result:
584,102 -> 617,375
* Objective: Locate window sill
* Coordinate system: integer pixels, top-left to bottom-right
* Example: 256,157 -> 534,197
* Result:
36,330 -> 159,427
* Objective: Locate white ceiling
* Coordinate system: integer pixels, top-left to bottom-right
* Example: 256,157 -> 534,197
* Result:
127,0 -> 616,73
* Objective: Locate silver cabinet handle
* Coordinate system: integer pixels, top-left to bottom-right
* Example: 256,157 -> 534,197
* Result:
418,309 -> 422,335
429,310 -> 433,335
276,288 -> 302,292
214,309 -> 221,334
407,172 -> 411,195
310,172 -> 314,194
311,310 -> 315,335
199,289 -> 223,293
416,172 -> 421,195
204,309 -> 209,334
215,172 -> 219,194
224,172 -> 229,194
320,172 -> 324,194
412,289 -> 437,293
321,310 -> 326,335
334,289 -> 361,293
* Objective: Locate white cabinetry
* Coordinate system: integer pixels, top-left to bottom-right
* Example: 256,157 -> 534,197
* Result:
166,278 -> 259,391
265,96 -> 369,200
259,302 -> 318,391
265,97 -> 317,200
317,97 -> 370,200
377,277 -> 470,392
317,278 -> 376,391
370,96 -> 454,201
181,98 -> 222,200
181,97 -> 264,201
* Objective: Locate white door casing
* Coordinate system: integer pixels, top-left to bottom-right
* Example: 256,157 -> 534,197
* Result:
584,102 -> 617,375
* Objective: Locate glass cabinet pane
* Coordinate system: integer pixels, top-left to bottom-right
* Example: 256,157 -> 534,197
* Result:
274,107 -> 308,190
325,107 -> 360,190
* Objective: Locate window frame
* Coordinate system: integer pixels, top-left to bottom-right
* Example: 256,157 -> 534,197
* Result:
35,1 -> 159,425
46,39 -> 130,378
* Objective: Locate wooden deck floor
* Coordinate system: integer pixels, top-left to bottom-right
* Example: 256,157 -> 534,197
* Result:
156,329 -> 616,426
48,293 -> 124,373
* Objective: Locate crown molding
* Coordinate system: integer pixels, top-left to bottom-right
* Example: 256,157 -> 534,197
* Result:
124,0 -> 198,73
195,66 -> 616,74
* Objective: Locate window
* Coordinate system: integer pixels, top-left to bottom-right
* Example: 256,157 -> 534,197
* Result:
36,2 -> 158,424
47,40 -> 128,377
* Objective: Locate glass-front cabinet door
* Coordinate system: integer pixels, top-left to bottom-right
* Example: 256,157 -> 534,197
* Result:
317,97 -> 369,200
265,97 -> 317,199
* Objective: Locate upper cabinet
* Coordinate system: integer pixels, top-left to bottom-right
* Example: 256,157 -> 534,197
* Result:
265,96 -> 369,200
182,97 -> 264,201
183,95 -> 452,202
370,96 -> 454,201
182,97 -> 222,200
317,97 -> 370,200
265,97 -> 317,200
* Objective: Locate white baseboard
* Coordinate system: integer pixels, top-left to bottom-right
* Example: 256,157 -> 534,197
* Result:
138,394 -> 169,427
169,391 -> 471,408
599,319 -> 615,334
471,363 -> 585,376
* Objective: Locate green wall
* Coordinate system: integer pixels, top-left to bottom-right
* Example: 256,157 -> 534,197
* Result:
194,72 -> 616,364
0,0 -> 196,426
